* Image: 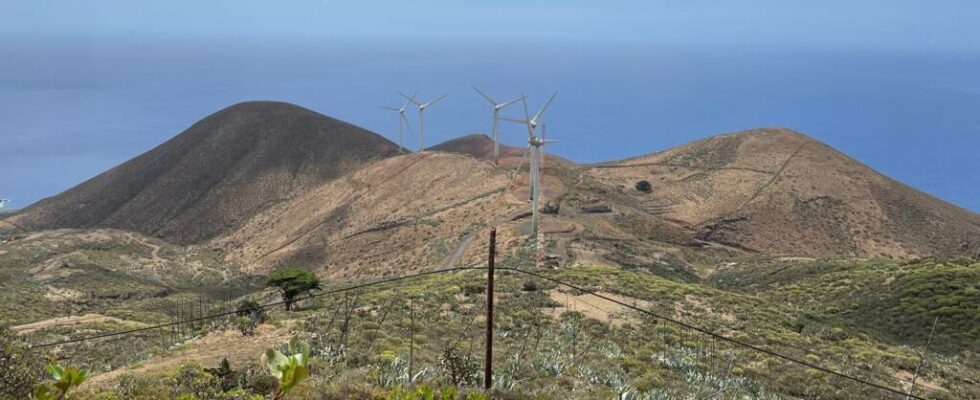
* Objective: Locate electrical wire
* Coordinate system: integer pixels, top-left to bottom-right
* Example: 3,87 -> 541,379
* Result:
499,267 -> 930,400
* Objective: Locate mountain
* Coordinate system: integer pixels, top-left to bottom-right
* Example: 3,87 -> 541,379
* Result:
1,101 -> 400,244
427,133 -> 574,169
212,151 -> 525,276
5,106 -> 980,397
4,102 -> 978,262
427,133 -> 526,160
582,128 -> 980,258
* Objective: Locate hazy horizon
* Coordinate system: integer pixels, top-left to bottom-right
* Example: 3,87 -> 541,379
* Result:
2,1 -> 979,212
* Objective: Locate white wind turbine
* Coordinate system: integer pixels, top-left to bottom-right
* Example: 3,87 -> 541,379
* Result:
381,92 -> 416,153
401,92 -> 447,152
501,92 -> 557,262
472,87 -> 523,165
0,199 -> 8,211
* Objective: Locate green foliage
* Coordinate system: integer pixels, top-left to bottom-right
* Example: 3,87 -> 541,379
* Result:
634,180 -> 652,193
235,300 -> 269,336
439,344 -> 478,386
267,268 -> 320,311
1,319 -> 46,398
236,299 -> 269,323
236,316 -> 258,336
262,337 -> 312,399
204,358 -> 233,379
33,363 -> 88,400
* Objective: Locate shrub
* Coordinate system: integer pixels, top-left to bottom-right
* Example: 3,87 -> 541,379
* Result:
1,320 -> 45,398
236,316 -> 258,336
439,345 -> 478,386
235,300 -> 268,336
634,180 -> 652,193
461,284 -> 485,297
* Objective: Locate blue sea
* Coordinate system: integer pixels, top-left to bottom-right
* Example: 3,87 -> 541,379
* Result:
1,37 -> 978,211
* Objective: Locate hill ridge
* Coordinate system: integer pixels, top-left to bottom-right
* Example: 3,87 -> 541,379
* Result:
3,101 -> 400,244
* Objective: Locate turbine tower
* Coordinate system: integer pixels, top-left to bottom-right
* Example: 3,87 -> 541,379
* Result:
381,92 -> 416,153
472,87 -> 523,165
501,91 -> 557,202
401,92 -> 447,152
502,92 -> 557,266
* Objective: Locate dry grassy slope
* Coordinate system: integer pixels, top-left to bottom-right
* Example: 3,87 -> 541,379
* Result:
585,128 -> 980,258
213,152 -> 527,277
428,133 -> 526,160
2,101 -> 399,244
428,133 -> 574,168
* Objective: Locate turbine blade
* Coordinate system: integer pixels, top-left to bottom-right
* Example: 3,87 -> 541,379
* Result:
405,91 -> 419,107
380,106 -> 400,111
472,87 -> 497,105
499,96 -> 524,108
424,94 -> 448,108
521,95 -> 535,139
499,117 -> 529,124
399,91 -> 421,105
532,91 -> 558,123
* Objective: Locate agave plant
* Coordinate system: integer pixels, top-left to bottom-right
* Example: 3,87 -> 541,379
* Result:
262,337 -> 311,400
33,363 -> 89,400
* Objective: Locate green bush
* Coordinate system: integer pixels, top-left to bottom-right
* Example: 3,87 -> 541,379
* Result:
0,320 -> 45,398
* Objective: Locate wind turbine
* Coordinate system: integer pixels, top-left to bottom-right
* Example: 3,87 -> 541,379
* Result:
0,199 -> 8,212
401,92 -> 447,152
472,87 -> 523,165
381,92 -> 416,153
501,92 -> 557,203
501,92 -> 557,266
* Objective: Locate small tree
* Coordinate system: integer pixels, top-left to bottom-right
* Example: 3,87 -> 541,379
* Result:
635,180 -> 652,193
267,268 -> 320,311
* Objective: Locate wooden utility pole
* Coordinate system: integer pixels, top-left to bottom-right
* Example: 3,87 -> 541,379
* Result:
906,317 -> 939,400
484,228 -> 497,392
408,297 -> 415,384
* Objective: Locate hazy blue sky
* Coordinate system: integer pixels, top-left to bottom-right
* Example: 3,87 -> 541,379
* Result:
1,1 -> 978,211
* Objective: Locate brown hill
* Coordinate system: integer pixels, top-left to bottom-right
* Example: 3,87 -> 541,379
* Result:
5,99 -> 978,265
582,128 -> 980,258
428,133 -> 574,168
428,133 -> 526,159
212,151 -> 527,277
2,101 -> 399,244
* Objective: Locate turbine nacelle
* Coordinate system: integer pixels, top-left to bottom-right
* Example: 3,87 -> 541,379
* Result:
473,87 -> 524,165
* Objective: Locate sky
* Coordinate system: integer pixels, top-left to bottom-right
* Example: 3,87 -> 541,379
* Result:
1,1 -> 979,211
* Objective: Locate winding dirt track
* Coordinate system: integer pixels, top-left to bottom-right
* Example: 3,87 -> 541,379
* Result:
12,314 -> 146,334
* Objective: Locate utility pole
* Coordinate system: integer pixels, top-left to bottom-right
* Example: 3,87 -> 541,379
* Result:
484,228 -> 497,392
906,317 -> 939,400
408,297 -> 415,384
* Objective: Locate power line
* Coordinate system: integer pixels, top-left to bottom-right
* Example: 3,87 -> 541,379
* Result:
25,263 -> 938,399
501,267 -> 930,400
30,266 -> 482,349
640,293 -> 932,390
